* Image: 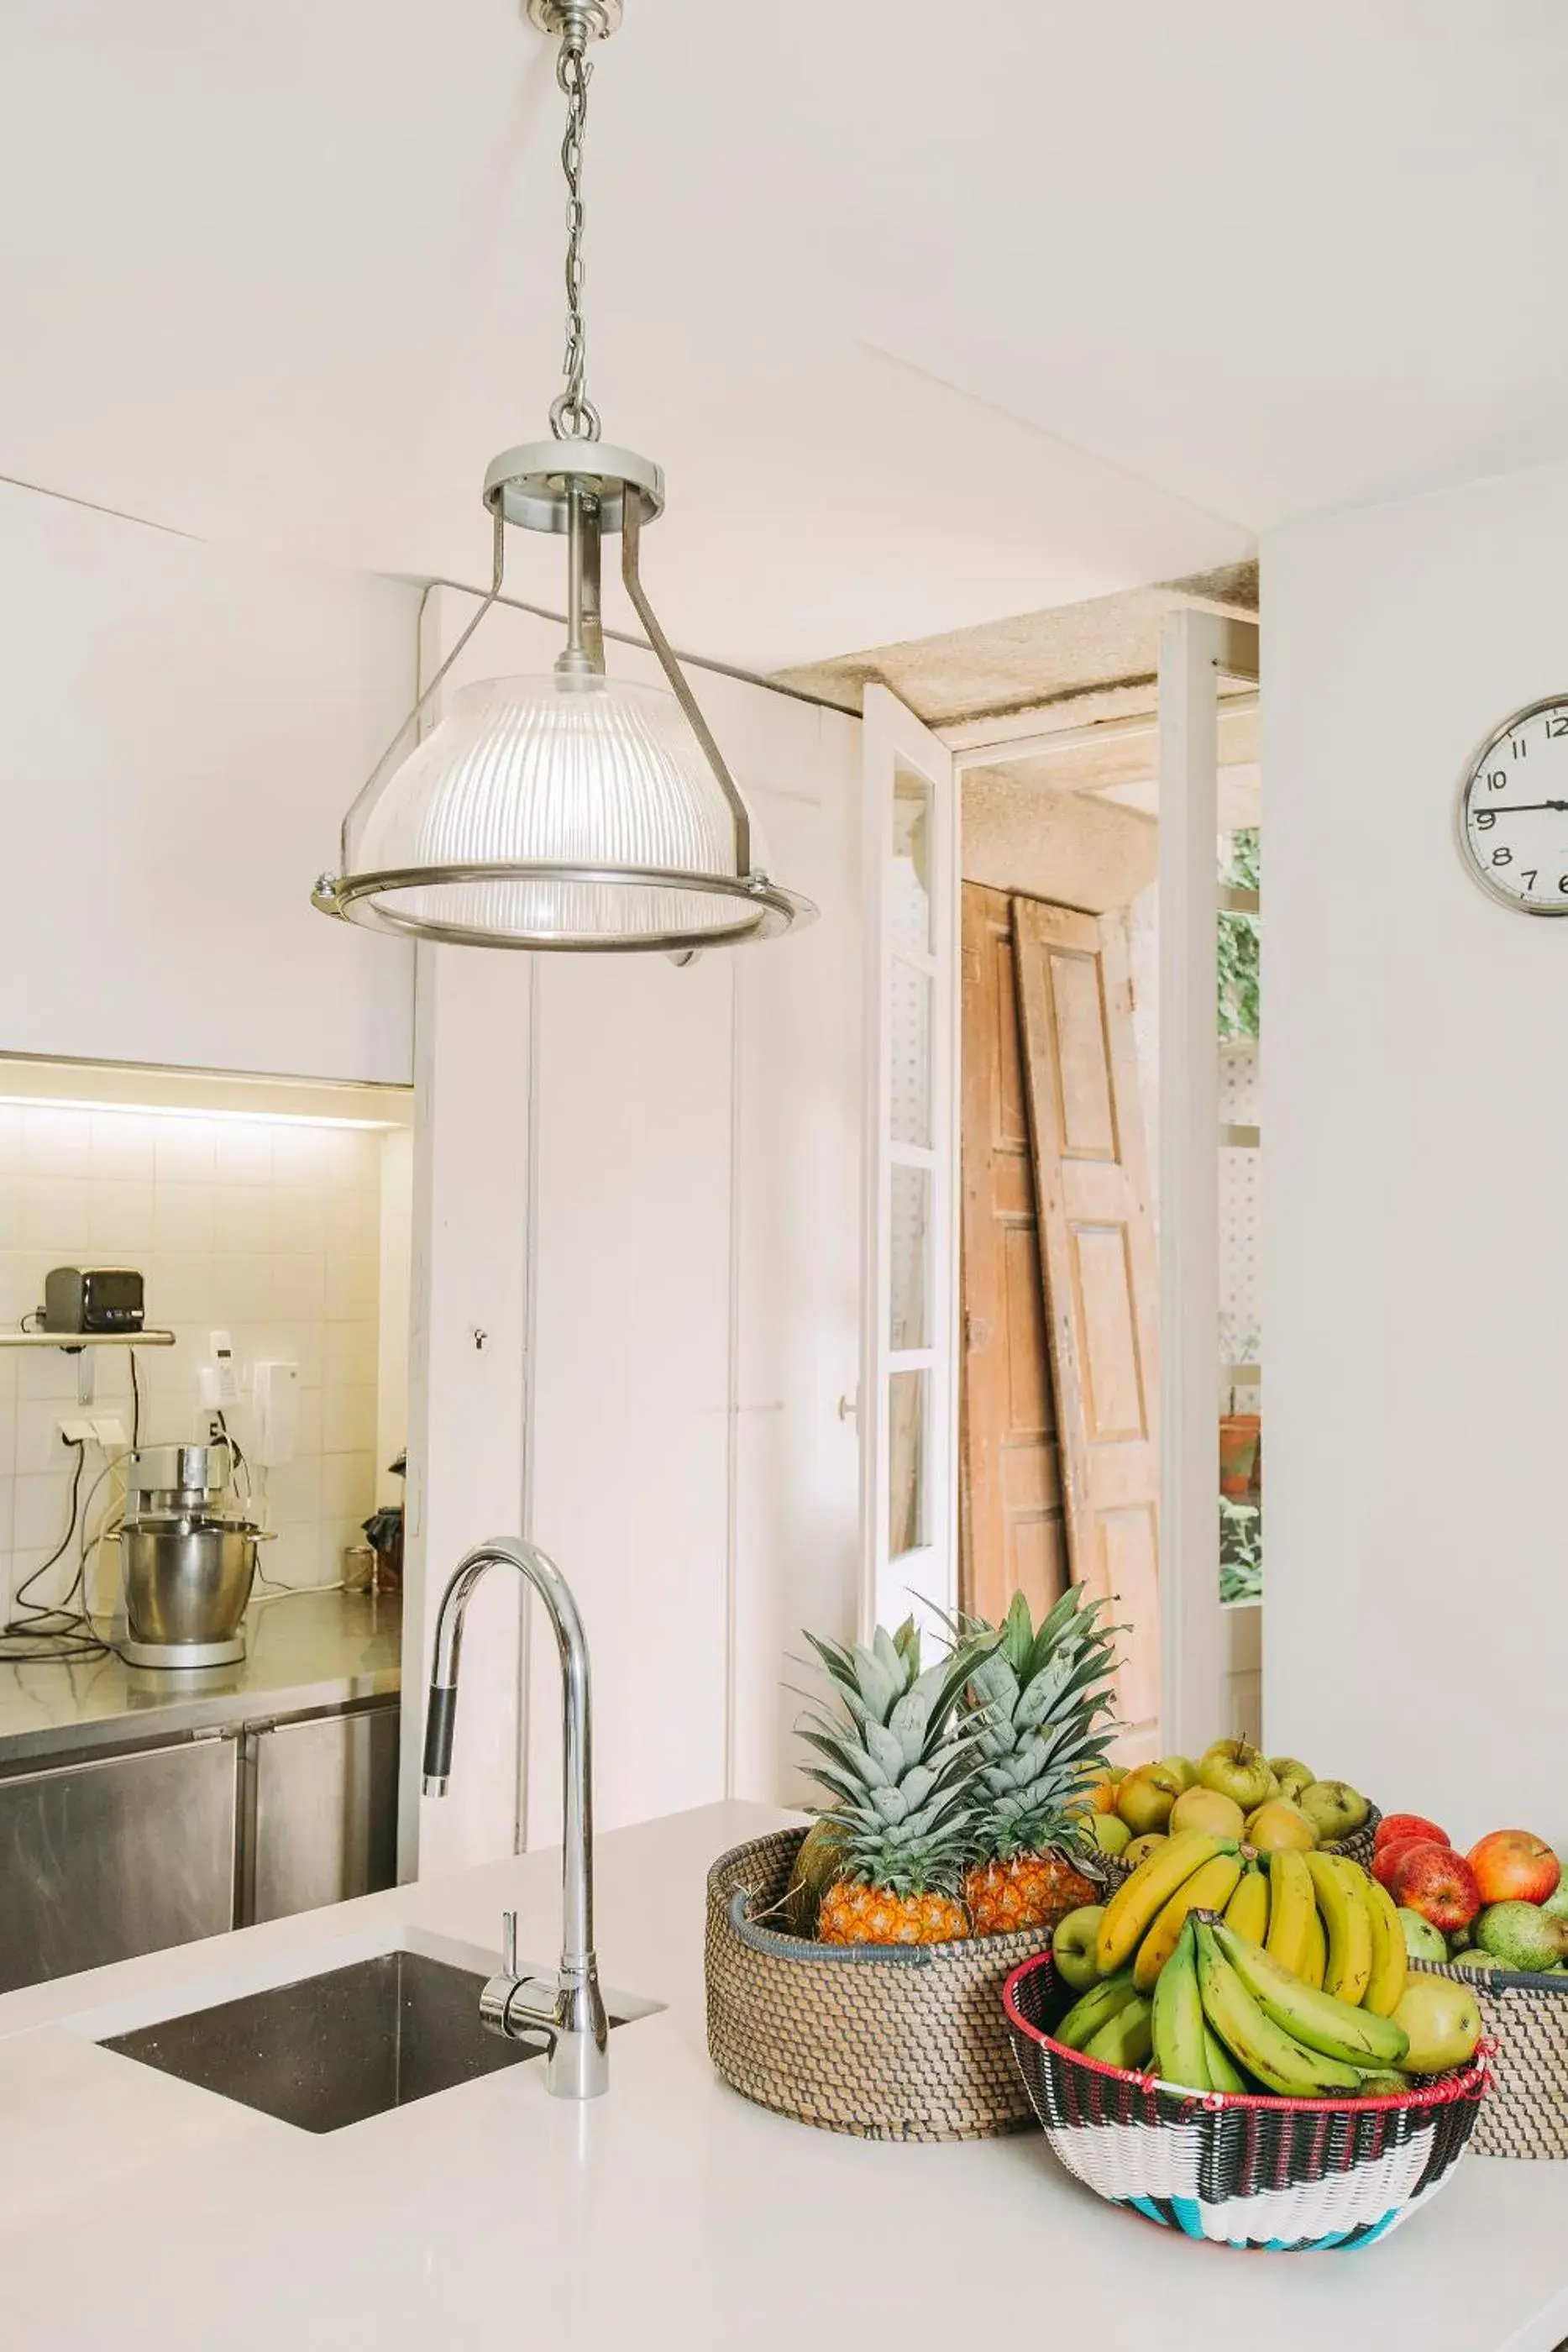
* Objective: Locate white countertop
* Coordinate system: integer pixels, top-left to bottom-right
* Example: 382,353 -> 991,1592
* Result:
0,1588 -> 401,1765
0,1800 -> 1562,2352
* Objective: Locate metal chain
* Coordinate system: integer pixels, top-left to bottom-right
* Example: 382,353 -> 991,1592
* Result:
549,29 -> 601,442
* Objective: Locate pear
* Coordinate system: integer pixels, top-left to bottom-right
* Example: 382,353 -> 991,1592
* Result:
1169,1785 -> 1246,1840
1123,1833 -> 1169,1871
1475,1900 -> 1568,1974
1197,1738 -> 1274,1813
1542,1877 -> 1568,1924
1297,1779 -> 1370,1845
1245,1798 -> 1318,1853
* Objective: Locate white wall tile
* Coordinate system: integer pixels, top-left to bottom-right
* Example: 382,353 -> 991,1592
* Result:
154,1117 -> 217,1184
91,1114 -> 156,1182
23,1173 -> 91,1252
22,1110 -> 90,1177
0,1108 -> 398,1614
214,1123 -> 273,1184
154,1183 -> 215,1252
90,1178 -> 155,1256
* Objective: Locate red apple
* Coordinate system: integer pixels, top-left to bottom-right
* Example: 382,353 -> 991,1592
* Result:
1375,1812 -> 1450,1853
1467,1830 -> 1562,1907
1390,1842 -> 1482,1932
1371,1835 -> 1445,1893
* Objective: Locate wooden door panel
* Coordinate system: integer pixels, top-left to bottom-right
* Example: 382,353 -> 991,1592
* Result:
960,884 -> 1066,1625
1014,896 -> 1161,1753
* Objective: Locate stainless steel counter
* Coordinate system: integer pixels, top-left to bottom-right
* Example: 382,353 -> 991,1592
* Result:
0,1589 -> 402,1771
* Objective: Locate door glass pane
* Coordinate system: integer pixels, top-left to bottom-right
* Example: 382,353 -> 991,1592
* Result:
889,958 -> 931,1147
889,1163 -> 930,1351
891,763 -> 932,953
1219,822 -> 1261,1609
888,1369 -> 926,1558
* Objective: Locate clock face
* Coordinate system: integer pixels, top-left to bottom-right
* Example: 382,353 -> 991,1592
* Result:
1457,696 -> 1568,914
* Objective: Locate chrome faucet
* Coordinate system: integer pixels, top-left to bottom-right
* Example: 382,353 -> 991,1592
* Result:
422,1537 -> 608,2100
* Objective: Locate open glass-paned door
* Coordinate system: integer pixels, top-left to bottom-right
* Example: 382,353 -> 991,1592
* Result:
860,685 -> 959,1642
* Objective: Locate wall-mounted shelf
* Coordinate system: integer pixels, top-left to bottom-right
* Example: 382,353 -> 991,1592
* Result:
1,1326 -> 176,1404
0,1330 -> 175,1349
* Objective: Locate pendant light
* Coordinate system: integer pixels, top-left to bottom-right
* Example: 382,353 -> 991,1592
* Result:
312,0 -> 815,954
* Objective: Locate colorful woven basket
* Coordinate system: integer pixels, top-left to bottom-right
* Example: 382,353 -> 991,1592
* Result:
1004,1950 -> 1487,2250
705,1827 -> 1099,2141
1412,1959 -> 1568,2158
1323,1802 -> 1382,1872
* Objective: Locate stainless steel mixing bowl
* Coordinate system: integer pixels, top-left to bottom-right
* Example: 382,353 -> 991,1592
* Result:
121,1520 -> 264,1651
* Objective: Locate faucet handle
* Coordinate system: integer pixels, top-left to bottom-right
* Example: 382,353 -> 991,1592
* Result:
501,1908 -> 518,1977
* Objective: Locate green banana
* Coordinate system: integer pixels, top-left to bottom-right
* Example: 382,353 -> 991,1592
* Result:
1151,1920 -> 1210,2090
1193,1923 -> 1362,2097
1084,1992 -> 1154,2071
1214,1922 -> 1409,2068
1055,1971 -> 1141,2052
1203,2026 -> 1251,2094
1096,1831 -> 1234,1973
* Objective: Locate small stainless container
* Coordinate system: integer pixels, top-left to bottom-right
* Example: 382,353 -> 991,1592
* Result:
118,1446 -> 270,1670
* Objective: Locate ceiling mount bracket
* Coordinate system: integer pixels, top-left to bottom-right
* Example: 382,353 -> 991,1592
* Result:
526,0 -> 622,39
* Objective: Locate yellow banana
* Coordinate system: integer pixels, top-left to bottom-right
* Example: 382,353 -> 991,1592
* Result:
1204,2026 -> 1250,2094
1306,1853 -> 1373,2006
1084,1993 -> 1155,2071
1193,1924 -> 1362,2097
1362,1877 -> 1408,2019
1214,1922 -> 1409,2068
1224,1861 -> 1270,1945
1151,1921 -> 1211,2090
1095,1831 -> 1232,1974
1264,1849 -> 1314,1975
1134,1851 -> 1244,1990
1055,1971 -> 1141,2052
1298,1899 -> 1327,1988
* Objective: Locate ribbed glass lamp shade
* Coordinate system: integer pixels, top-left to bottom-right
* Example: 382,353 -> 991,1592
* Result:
337,672 -> 804,949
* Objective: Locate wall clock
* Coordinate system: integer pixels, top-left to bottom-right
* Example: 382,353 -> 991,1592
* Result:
1457,696 -> 1568,914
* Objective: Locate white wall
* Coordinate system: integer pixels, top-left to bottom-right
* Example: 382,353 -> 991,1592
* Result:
1264,457 -> 1568,1849
402,586 -> 863,1875
0,481 -> 417,1084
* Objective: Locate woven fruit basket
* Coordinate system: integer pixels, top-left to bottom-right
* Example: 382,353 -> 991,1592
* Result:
1004,1950 -> 1488,2250
706,1827 -> 1104,2141
1323,1802 -> 1382,1873
1413,1959 -> 1568,2158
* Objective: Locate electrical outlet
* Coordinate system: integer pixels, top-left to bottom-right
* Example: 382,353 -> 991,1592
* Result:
91,1416 -> 128,1451
59,1415 -> 96,1446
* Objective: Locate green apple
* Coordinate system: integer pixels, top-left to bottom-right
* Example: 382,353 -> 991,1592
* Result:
1396,1907 -> 1449,1964
1449,1949 -> 1502,1976
1158,1756 -> 1198,1791
1197,1738 -> 1273,1812
1089,1812 -> 1131,1856
1051,1904 -> 1104,1992
1123,1833 -> 1168,1871
1542,1875 -> 1568,1924
1268,1755 -> 1315,1803
1115,1762 -> 1183,1836
1169,1785 -> 1245,1840
1297,1779 -> 1371,1844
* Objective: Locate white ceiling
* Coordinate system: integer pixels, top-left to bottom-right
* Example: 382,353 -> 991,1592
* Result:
3,3 -> 1565,669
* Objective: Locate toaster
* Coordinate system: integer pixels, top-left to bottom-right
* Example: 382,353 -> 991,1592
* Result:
42,1266 -> 145,1335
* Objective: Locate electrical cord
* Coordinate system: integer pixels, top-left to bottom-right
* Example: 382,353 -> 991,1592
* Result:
0,1441 -> 110,1664
128,1347 -> 140,1447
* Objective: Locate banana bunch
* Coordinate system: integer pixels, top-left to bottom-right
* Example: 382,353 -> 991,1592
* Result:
1148,1919 -> 1411,2097
1095,1830 -> 1406,2018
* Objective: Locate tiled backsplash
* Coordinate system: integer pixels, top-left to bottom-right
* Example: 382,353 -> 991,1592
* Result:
0,1102 -> 392,1620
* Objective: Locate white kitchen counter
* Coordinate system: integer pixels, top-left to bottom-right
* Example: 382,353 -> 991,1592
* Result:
0,1800 -> 1561,2352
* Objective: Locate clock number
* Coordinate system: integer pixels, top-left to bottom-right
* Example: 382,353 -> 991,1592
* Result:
1512,735 -> 1529,758
1559,875 -> 1568,894
1547,713 -> 1568,739
1475,809 -> 1497,829
1523,869 -> 1539,890
1492,846 -> 1513,866
1487,769 -> 1508,790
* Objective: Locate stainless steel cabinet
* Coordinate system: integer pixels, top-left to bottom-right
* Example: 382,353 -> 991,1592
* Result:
0,1698 -> 400,1993
247,1701 -> 399,1924
0,1734 -> 239,1996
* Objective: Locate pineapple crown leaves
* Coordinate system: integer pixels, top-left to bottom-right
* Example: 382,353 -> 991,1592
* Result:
791,1616 -> 1001,1897
955,1588 -> 1122,1864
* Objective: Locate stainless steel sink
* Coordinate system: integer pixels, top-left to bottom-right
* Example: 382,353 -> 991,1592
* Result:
100,1949 -> 607,2132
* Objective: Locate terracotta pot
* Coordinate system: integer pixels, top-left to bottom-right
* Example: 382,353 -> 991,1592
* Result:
1219,1413 -> 1261,1499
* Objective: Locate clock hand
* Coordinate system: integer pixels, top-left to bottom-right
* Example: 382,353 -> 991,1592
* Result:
1472,799 -> 1568,815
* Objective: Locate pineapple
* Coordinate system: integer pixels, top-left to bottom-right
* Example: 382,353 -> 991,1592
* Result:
959,1587 -> 1119,1936
797,1618 -> 984,1946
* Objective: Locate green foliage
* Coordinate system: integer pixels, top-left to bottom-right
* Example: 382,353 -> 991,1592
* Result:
1219,827 -> 1261,1040
1219,1494 -> 1262,1605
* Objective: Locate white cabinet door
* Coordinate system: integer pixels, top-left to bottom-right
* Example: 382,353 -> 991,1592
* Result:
859,686 -> 960,1643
